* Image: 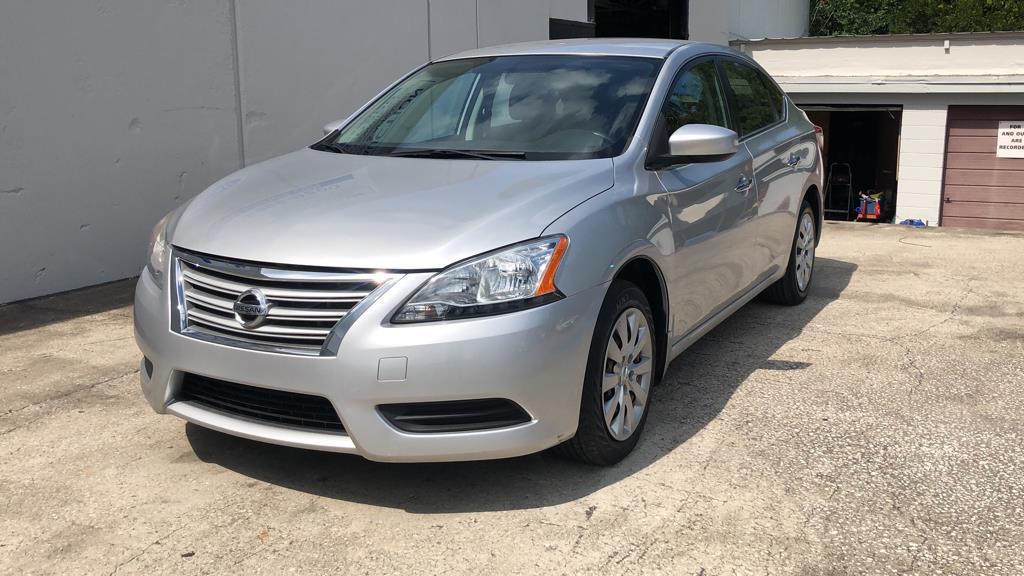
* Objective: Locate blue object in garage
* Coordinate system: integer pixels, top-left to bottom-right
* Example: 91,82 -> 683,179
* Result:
899,219 -> 926,227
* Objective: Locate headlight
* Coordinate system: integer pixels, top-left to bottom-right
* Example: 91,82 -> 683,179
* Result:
146,213 -> 171,286
392,235 -> 569,323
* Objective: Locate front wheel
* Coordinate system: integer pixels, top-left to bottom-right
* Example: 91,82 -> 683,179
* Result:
762,201 -> 816,305
555,280 -> 657,465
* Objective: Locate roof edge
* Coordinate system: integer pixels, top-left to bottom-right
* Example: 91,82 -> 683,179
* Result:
436,38 -> 698,62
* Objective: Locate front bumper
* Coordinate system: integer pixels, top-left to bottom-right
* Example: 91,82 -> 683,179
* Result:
133,269 -> 605,462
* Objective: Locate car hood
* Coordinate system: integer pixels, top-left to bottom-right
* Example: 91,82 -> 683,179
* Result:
171,148 -> 613,270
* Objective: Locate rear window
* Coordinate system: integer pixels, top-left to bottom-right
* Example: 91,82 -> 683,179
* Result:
721,60 -> 784,137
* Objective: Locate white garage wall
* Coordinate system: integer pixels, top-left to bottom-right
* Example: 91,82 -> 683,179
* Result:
0,0 -> 587,304
896,104 -> 949,225
732,0 -> 809,41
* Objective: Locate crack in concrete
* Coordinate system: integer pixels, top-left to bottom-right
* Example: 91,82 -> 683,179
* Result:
898,278 -> 975,341
892,278 -> 975,400
898,237 -> 932,248
0,368 -> 139,431
107,523 -> 190,576
906,535 -> 929,574
106,499 -> 241,575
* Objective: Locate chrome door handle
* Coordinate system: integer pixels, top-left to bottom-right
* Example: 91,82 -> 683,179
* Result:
735,176 -> 753,193
786,154 -> 800,167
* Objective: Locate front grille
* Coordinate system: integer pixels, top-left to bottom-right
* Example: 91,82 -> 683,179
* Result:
179,373 -> 345,433
173,250 -> 393,355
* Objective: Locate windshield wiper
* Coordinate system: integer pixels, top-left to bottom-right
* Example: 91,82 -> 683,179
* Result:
314,141 -> 368,155
386,148 -> 527,161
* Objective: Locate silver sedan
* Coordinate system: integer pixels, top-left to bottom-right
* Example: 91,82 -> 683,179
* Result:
135,39 -> 823,465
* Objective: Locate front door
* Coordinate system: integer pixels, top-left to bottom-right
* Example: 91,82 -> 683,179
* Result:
651,58 -> 759,338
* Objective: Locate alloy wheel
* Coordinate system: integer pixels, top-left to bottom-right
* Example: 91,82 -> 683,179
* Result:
795,212 -> 815,292
602,307 -> 654,441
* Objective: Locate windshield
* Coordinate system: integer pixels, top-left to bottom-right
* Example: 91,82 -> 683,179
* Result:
317,55 -> 661,160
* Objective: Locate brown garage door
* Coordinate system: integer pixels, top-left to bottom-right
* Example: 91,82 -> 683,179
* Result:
942,105 -> 1024,231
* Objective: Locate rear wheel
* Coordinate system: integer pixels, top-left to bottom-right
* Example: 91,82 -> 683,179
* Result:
762,201 -> 816,305
555,280 -> 656,465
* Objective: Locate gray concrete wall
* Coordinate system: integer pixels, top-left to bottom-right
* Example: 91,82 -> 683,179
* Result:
0,0 -> 241,304
0,0 -> 586,304
235,1 -> 433,164
689,0 -> 809,45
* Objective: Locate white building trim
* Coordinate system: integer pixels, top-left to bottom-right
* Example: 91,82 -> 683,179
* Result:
774,77 -> 1024,94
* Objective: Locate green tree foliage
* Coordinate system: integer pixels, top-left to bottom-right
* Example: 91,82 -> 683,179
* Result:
810,0 -> 1024,36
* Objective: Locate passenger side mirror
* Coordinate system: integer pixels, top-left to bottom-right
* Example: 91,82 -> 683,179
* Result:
648,124 -> 740,169
669,124 -> 739,158
322,118 -> 347,136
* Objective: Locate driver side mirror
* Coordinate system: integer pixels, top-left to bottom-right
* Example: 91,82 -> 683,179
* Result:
648,124 -> 740,169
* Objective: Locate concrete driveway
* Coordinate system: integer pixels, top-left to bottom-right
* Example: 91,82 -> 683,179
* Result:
2,223 -> 1022,575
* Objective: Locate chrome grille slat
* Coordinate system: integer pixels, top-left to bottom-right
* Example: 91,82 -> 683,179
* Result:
181,268 -> 371,301
183,289 -> 235,313
188,309 -> 331,338
183,289 -> 351,319
185,325 -> 325,354
184,260 -> 391,284
173,251 -> 396,356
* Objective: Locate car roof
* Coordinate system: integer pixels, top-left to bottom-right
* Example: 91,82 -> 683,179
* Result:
437,38 -> 708,61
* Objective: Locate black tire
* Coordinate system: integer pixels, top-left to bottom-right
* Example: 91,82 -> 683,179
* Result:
554,280 -> 657,466
762,201 -> 816,306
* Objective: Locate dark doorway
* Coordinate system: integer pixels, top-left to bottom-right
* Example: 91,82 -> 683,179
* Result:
803,106 -> 902,223
550,18 -> 597,39
594,0 -> 688,39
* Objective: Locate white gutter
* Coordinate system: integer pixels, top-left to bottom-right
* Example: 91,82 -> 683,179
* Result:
773,75 -> 1024,94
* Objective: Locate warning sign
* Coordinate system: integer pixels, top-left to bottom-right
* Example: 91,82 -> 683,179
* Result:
997,121 -> 1024,158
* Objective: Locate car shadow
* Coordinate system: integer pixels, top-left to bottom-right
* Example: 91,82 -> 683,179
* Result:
186,257 -> 857,513
0,278 -> 136,337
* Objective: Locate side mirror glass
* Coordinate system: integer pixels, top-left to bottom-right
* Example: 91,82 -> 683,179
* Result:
668,124 -> 739,159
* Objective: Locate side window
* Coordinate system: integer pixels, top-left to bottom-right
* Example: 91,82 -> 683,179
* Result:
653,59 -> 728,156
662,60 -> 729,135
767,78 -> 785,119
721,60 -> 782,137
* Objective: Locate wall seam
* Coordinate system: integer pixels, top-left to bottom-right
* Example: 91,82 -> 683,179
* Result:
228,0 -> 246,168
935,105 -> 951,226
426,0 -> 432,60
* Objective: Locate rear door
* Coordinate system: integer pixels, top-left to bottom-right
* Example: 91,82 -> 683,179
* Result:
720,58 -> 816,279
650,57 -> 758,337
